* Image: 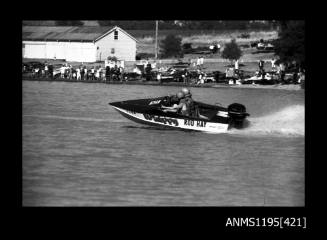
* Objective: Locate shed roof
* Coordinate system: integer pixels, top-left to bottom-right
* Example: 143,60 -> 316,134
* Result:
22,26 -> 138,42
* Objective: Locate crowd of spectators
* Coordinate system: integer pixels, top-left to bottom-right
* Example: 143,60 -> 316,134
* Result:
23,62 -> 125,82
23,57 -> 305,86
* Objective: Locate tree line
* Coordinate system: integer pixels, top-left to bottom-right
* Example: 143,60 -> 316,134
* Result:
23,20 -> 279,31
97,20 -> 278,30
27,20 -> 277,30
160,20 -> 304,65
23,20 -> 304,64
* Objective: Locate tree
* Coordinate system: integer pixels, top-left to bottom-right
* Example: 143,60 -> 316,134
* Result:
160,34 -> 183,58
221,39 -> 242,64
274,21 -> 305,64
55,21 -> 84,26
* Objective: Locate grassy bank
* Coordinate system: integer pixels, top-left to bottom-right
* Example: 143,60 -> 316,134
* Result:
137,30 -> 278,53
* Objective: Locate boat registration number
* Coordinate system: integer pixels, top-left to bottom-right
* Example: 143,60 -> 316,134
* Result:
184,119 -> 207,127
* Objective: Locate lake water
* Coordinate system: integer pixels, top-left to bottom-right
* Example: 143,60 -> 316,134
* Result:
22,81 -> 305,206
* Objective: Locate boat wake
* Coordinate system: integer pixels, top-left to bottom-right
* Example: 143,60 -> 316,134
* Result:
229,105 -> 304,137
23,114 -> 122,123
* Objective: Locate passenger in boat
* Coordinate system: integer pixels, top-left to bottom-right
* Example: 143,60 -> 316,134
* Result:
181,88 -> 209,119
181,88 -> 196,117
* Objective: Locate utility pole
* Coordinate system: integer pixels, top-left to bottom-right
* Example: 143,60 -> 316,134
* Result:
155,20 -> 158,59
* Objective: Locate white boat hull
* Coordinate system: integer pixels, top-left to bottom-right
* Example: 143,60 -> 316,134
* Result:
112,106 -> 229,133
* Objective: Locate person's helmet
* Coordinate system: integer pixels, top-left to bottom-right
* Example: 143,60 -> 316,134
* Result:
176,91 -> 185,99
181,88 -> 191,97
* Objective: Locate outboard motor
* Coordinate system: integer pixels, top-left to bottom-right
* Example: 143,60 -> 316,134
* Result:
227,103 -> 250,128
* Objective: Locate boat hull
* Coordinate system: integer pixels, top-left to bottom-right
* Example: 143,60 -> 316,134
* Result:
111,106 -> 229,133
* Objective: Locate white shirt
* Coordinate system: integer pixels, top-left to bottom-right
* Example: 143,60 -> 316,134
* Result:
235,60 -> 239,70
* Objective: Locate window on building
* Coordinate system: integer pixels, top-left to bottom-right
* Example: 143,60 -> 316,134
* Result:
111,48 -> 115,54
114,30 -> 118,40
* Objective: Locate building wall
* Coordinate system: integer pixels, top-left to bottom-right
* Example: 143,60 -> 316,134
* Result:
23,41 -> 46,59
65,42 -> 97,62
23,41 -> 97,62
95,29 -> 136,61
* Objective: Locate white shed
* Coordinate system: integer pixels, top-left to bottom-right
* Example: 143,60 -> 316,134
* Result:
22,26 -> 138,62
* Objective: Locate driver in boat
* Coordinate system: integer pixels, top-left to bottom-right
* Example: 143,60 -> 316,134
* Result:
162,88 -> 209,119
161,91 -> 187,114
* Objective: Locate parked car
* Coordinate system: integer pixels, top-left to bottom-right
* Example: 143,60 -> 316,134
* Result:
52,64 -> 66,78
203,73 -> 216,83
23,63 -> 33,73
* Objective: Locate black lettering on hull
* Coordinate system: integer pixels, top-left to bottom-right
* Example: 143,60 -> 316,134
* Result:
184,119 -> 194,126
196,120 -> 207,127
143,114 -> 179,126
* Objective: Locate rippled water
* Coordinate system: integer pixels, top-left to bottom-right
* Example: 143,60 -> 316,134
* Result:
22,81 -> 305,206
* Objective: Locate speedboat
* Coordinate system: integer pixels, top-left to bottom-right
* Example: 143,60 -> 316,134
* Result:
109,96 -> 250,133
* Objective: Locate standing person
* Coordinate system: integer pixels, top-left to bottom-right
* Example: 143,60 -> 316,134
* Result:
81,67 -> 84,81
271,58 -> 276,71
105,66 -> 110,82
234,59 -> 239,73
279,62 -> 286,83
95,67 -> 99,81
110,60 -> 114,69
192,58 -> 196,67
76,67 -> 81,81
200,56 -> 204,68
157,72 -> 161,84
48,64 -> 53,79
198,72 -> 203,84
84,67 -> 88,81
91,67 -> 95,81
33,67 -> 39,78
109,67 -> 114,81
196,57 -> 200,68
44,64 -> 48,78
185,69 -> 189,84
60,66 -> 65,78
217,43 -> 221,52
68,65 -> 73,79
102,68 -> 106,82
258,59 -> 264,71
119,67 -> 124,81
298,69 -> 305,84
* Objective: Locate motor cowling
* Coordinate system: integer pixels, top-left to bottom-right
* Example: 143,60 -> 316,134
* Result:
227,103 -> 249,128
228,103 -> 247,114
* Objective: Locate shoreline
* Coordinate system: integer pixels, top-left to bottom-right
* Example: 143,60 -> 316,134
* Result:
22,77 -> 303,91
